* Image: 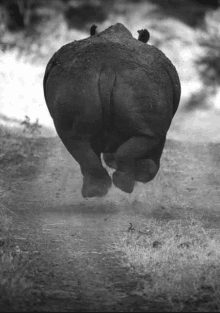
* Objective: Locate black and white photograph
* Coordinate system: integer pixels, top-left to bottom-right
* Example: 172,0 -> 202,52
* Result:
0,0 -> 220,311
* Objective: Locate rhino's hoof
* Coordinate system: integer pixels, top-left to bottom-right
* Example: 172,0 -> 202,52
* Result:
135,159 -> 159,183
113,171 -> 135,193
82,175 -> 112,198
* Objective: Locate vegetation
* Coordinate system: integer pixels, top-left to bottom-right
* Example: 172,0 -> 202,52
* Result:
0,124 -> 38,170
0,126 -> 47,310
0,242 -> 33,308
116,215 -> 220,311
20,115 -> 42,135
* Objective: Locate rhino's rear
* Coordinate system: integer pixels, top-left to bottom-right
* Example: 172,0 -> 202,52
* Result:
44,37 -> 180,138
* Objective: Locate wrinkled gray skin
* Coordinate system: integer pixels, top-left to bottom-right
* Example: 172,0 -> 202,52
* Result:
43,23 -> 181,198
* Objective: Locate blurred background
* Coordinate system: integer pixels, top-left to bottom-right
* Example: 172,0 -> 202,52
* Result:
0,0 -> 220,141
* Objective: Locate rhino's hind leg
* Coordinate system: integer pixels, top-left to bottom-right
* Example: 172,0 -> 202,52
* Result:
60,138 -> 112,198
113,136 -> 159,193
134,139 -> 165,182
135,158 -> 159,182
81,173 -> 112,198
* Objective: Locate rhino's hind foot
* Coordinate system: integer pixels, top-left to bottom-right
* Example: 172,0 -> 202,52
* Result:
135,159 -> 159,183
82,174 -> 112,198
103,153 -> 117,169
113,171 -> 135,193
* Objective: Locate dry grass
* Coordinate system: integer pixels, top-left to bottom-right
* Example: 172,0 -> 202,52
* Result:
0,209 -> 33,309
116,215 -> 220,311
0,245 -> 33,306
0,129 -> 34,172
0,204 -> 12,232
0,128 -> 40,309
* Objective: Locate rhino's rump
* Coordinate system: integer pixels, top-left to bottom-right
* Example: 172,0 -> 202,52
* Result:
45,63 -> 103,139
112,66 -> 174,137
44,40 -> 179,150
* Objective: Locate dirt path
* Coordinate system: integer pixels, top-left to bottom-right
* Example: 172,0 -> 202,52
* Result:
3,136 -> 220,311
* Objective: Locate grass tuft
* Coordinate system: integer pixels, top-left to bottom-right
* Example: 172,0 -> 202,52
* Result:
0,128 -> 38,309
116,216 -> 220,311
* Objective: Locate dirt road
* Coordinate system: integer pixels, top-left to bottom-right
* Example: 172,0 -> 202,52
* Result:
3,136 -> 220,311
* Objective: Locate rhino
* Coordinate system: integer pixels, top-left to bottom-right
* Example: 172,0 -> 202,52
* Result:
43,23 -> 181,198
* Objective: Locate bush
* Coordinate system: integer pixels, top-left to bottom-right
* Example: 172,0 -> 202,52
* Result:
196,9 -> 220,92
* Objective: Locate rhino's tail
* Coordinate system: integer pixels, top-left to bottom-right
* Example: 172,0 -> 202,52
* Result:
99,65 -> 116,131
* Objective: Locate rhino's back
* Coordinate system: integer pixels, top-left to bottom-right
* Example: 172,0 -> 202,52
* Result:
45,22 -> 180,97
50,37 -> 173,81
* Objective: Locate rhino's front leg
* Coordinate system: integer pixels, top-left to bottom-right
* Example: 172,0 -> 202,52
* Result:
60,138 -> 112,198
113,135 -> 159,193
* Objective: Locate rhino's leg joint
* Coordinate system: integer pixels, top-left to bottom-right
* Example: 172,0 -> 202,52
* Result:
103,153 -> 117,169
135,158 -> 159,182
60,138 -> 112,198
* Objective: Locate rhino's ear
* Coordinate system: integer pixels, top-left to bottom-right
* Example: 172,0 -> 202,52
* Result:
90,24 -> 97,36
137,29 -> 150,43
